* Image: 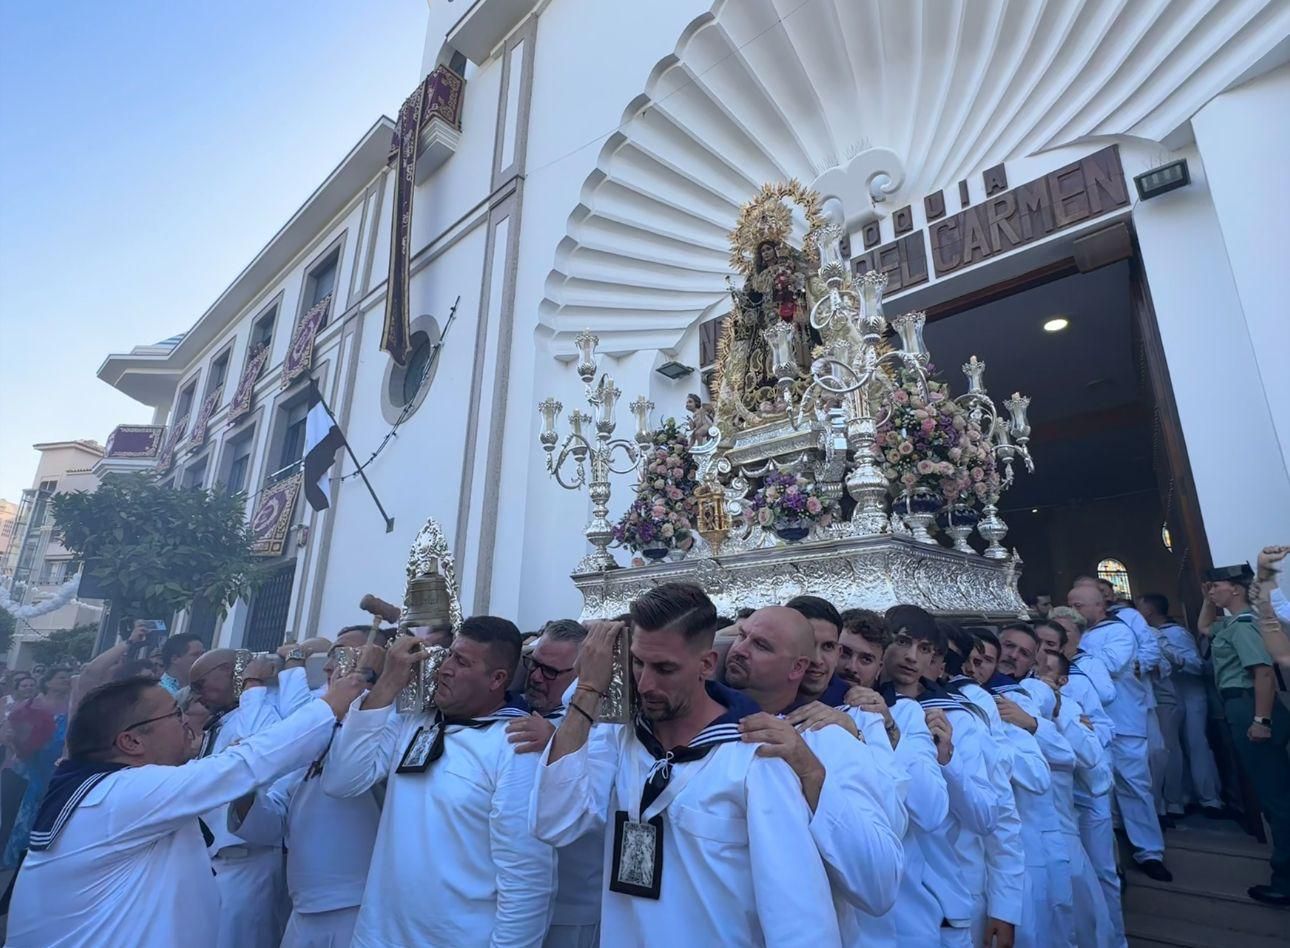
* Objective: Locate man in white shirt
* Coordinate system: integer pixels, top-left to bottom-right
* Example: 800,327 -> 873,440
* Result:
157,632 -> 204,697
1037,616 -> 1127,948
189,649 -> 288,948
888,607 -> 1000,948
1068,585 -> 1172,881
723,605 -> 905,938
531,582 -> 841,947
1137,593 -> 1224,819
273,636 -> 334,719
324,616 -> 554,947
229,629 -> 383,947
6,671 -> 364,948
504,618 -> 604,948
985,624 -> 1075,948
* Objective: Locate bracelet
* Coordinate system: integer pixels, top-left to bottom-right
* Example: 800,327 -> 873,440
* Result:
575,684 -> 605,698
568,702 -> 596,724
242,678 -> 265,688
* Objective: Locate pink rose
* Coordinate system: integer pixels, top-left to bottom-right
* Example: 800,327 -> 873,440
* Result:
651,504 -> 667,518
666,486 -> 683,501
893,390 -> 909,404
948,447 -> 962,462
898,441 -> 914,456
917,460 -> 934,475
971,467 -> 984,482
921,418 -> 936,434
901,473 -> 918,487
806,497 -> 822,515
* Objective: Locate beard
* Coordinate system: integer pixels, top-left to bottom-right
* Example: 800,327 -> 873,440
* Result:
640,691 -> 687,722
724,657 -> 751,688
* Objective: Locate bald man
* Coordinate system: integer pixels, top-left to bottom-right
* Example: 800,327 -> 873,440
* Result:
189,649 -> 288,948
725,607 -> 906,945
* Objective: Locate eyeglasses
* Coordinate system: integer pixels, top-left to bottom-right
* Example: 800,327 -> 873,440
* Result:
189,662 -> 231,691
121,704 -> 184,734
526,655 -> 575,682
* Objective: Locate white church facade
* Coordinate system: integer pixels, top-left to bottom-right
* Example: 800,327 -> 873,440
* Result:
97,0 -> 1290,647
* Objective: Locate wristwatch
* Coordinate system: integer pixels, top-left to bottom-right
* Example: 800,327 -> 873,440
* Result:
287,647 -> 305,662
1253,716 -> 1272,727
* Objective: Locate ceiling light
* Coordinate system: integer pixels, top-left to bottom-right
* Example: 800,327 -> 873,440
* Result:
1043,317 -> 1069,333
1031,508 -> 1038,514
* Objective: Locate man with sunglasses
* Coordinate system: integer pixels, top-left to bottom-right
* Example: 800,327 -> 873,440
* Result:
504,618 -> 605,948
5,671 -> 365,948
187,648 -> 289,948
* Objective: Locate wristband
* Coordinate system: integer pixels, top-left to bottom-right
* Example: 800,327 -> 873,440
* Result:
242,677 -> 265,689
1253,716 -> 1272,727
568,702 -> 596,724
575,683 -> 605,697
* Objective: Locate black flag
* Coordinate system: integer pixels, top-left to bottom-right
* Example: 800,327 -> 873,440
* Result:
303,383 -> 344,511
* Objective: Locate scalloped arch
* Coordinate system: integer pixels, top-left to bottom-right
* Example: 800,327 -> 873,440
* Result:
538,0 -> 1289,352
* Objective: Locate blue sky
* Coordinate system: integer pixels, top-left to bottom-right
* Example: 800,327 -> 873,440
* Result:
0,0 -> 427,501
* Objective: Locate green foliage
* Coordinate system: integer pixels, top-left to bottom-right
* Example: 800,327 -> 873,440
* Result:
31,623 -> 98,666
51,473 -> 263,623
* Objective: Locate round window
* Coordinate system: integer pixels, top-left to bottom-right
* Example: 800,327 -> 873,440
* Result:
400,332 -> 433,407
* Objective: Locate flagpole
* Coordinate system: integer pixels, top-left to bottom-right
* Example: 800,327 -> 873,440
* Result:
309,377 -> 395,533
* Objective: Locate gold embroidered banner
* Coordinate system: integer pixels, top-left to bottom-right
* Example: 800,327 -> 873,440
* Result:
228,346 -> 270,426
249,472 -> 302,556
155,419 -> 188,475
282,294 -> 331,389
188,391 -> 221,447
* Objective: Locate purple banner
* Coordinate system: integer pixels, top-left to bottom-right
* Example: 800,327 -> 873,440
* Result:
228,346 -> 270,426
282,294 -> 331,389
380,65 -> 464,366
249,472 -> 302,556
105,425 -> 164,459
188,391 -> 221,447
155,419 -> 188,475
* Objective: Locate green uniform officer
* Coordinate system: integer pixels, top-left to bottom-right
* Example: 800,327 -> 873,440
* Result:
1200,563 -> 1290,906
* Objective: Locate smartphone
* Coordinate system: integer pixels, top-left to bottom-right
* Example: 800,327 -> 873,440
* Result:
305,653 -> 329,690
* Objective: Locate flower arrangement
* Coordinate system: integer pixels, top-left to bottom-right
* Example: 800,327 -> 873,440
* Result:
876,368 -> 1001,508
744,470 -> 833,531
612,419 -> 697,553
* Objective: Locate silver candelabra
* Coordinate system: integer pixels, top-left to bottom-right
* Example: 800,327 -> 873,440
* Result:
538,330 -> 654,572
795,225 -> 932,537
955,356 -> 1034,559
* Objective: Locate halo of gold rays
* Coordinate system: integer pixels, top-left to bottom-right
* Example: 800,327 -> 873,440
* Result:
727,180 -> 826,276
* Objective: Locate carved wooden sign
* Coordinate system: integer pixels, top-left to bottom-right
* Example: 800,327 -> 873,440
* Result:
848,145 -> 1129,292
928,146 -> 1128,277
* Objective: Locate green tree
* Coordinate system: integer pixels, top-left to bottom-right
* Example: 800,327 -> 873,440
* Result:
52,473 -> 263,629
31,623 -> 99,666
0,608 -> 14,657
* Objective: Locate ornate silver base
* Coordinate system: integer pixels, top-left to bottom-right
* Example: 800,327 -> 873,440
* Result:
902,510 -> 937,545
945,523 -> 976,555
573,535 -> 1025,621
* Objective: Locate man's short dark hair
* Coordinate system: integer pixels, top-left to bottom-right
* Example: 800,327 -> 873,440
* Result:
67,677 -> 162,760
1035,620 -> 1069,648
339,624 -> 372,636
735,606 -> 755,620
785,595 -> 842,634
459,616 -> 523,676
630,583 -> 717,648
840,609 -> 890,648
1000,621 -> 1039,644
1140,594 -> 1169,618
1050,652 -> 1072,677
966,626 -> 1001,656
540,619 -> 588,644
160,633 -> 202,669
885,604 -> 946,654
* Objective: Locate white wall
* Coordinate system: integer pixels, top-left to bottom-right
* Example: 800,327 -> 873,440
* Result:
1192,65 -> 1290,480
1134,138 -> 1290,566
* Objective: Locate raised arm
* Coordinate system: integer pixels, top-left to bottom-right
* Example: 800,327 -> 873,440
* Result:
229,768 -> 300,847
108,678 -> 362,844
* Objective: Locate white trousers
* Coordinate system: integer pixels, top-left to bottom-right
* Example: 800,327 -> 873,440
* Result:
939,925 -> 972,947
1148,705 -> 1169,816
1110,734 -> 1165,861
1064,831 -> 1111,948
1076,794 -> 1127,948
213,848 -> 287,948
1174,682 -> 1222,809
1044,829 -> 1075,948
281,907 -> 359,948
1014,862 -> 1050,948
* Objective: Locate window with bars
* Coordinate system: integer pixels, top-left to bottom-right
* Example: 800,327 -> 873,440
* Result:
1096,558 -> 1133,600
244,561 -> 296,652
304,250 -> 339,329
